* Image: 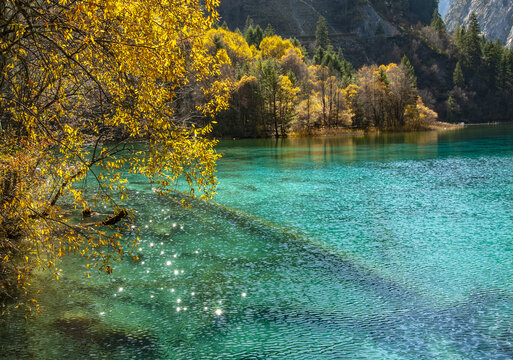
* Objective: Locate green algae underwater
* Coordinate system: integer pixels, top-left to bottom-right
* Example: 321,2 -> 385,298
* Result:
2,124 -> 513,359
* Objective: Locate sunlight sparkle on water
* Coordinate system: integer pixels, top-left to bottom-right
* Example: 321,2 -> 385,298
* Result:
215,309 -> 223,316
166,261 -> 172,266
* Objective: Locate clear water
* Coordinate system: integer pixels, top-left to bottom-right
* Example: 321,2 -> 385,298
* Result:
2,125 -> 513,359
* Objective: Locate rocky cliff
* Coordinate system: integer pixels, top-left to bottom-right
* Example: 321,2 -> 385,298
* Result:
445,0 -> 513,47
217,0 -> 399,39
217,0 -> 440,66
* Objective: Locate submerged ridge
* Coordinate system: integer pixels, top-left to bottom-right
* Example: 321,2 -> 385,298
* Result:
174,193 -> 426,307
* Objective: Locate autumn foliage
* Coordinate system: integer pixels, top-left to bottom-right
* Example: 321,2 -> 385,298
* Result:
0,1 -> 439,312
0,0 -> 229,312
209,25 -> 437,138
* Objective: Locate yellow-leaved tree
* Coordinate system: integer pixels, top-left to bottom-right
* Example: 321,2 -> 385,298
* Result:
260,35 -> 302,60
346,63 -> 435,129
0,0 -> 229,313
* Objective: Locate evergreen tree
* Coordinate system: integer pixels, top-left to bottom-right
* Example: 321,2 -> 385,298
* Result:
254,25 -> 264,47
244,16 -> 254,32
291,37 -> 307,57
483,40 -> 503,91
498,50 -> 512,92
464,13 -> 483,68
446,95 -> 456,122
455,25 -> 466,55
336,47 -> 344,63
244,24 -> 264,48
431,9 -> 446,34
313,46 -> 326,66
453,61 -> 465,87
257,59 -> 281,137
315,16 -> 330,51
264,23 -> 275,37
400,55 -> 417,86
213,33 -> 225,50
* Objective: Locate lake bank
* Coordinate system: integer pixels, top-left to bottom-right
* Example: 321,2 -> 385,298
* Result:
288,121 -> 464,138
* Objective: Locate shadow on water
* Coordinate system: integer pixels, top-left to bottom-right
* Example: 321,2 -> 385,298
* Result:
170,194 -> 513,358
53,317 -> 160,358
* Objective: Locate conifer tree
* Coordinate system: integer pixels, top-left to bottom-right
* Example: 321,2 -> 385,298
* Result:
453,61 -> 465,87
315,16 -> 330,51
400,55 -> 417,87
264,24 -> 275,37
244,16 -> 255,32
464,13 -> 483,68
483,40 -> 503,91
431,9 -> 446,34
245,24 -> 264,48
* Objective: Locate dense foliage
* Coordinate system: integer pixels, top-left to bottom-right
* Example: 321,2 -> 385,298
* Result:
447,14 -> 513,121
0,0 -> 228,313
415,11 -> 513,122
210,19 -> 438,138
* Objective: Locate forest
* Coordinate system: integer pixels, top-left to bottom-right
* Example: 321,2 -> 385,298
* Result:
205,18 -> 438,138
205,11 -> 513,138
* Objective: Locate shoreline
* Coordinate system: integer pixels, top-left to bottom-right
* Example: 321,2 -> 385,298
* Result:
287,121 -> 464,138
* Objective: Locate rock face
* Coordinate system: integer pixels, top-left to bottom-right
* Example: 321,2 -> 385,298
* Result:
445,0 -> 513,47
218,0 -> 398,38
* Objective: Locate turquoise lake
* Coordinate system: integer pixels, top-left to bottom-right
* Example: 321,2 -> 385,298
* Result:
2,124 -> 513,359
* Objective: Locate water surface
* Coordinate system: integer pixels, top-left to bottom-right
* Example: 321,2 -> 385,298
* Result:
2,125 -> 513,359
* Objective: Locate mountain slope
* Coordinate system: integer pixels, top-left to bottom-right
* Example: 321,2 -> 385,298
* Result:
218,0 -> 398,38
217,0 -> 438,66
445,0 -> 513,47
